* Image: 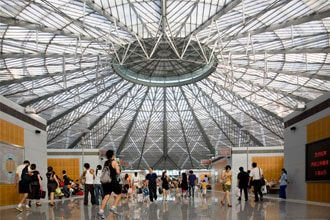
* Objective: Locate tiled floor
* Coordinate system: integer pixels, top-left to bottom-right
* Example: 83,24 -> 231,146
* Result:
1,192 -> 330,220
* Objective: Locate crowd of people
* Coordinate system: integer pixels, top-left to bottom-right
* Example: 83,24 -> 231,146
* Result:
14,153 -> 288,218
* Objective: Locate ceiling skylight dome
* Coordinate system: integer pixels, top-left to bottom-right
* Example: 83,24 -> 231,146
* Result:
112,37 -> 218,86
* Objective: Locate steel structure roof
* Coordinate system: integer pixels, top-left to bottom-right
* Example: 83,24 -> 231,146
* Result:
0,0 -> 329,169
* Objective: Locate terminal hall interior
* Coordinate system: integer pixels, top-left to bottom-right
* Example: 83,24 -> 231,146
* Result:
0,0 -> 329,219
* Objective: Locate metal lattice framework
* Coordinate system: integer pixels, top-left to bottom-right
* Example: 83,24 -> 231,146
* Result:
0,0 -> 329,169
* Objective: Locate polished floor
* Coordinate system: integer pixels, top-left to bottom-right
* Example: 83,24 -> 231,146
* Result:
1,192 -> 330,220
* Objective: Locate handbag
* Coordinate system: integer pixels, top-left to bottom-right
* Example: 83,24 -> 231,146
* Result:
100,164 -> 112,184
258,168 -> 266,186
158,187 -> 163,194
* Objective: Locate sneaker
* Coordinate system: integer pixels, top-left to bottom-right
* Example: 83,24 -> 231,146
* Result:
25,204 -> 31,209
110,206 -> 119,215
16,206 -> 23,212
98,209 -> 104,219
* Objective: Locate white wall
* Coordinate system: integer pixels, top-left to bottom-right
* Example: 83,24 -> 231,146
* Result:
284,92 -> 329,200
0,95 -> 47,187
47,149 -> 103,176
231,147 -> 284,190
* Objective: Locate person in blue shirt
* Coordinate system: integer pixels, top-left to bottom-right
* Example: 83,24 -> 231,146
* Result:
146,167 -> 158,202
188,170 -> 197,197
279,168 -> 288,199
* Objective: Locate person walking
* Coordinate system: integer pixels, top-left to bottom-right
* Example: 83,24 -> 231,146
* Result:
98,150 -> 122,217
28,164 -> 42,207
220,165 -> 232,207
94,165 -> 103,205
15,160 -> 31,211
249,162 -> 264,202
62,170 -> 72,198
146,167 -> 158,202
237,167 -> 249,201
279,168 -> 288,199
82,163 -> 96,206
161,171 -> 170,201
46,166 -> 59,206
181,173 -> 188,198
132,172 -> 140,199
188,170 -> 197,198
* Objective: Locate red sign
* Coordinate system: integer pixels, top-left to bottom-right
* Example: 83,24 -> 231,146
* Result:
219,148 -> 231,157
306,138 -> 330,181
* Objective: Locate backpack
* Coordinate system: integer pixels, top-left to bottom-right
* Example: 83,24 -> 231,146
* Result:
100,162 -> 112,184
21,165 -> 32,183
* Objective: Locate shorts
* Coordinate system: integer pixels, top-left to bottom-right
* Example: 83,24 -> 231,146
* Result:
223,184 -> 231,192
19,181 -> 30,194
162,184 -> 169,191
102,181 -> 121,195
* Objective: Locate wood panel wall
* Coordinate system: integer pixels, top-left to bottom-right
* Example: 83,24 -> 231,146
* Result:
0,119 -> 24,206
306,115 -> 330,203
47,158 -> 80,183
251,156 -> 284,181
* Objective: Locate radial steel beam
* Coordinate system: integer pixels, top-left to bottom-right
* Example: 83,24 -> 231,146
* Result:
228,47 -> 330,55
0,53 -> 102,59
137,89 -> 158,169
162,88 -> 168,158
185,0 -> 242,38
192,83 -> 263,146
0,16 -> 100,42
47,78 -> 122,126
174,0 -> 200,37
180,87 -> 216,154
230,63 -> 330,81
220,9 -> 330,43
161,0 -> 167,34
20,72 -> 109,107
84,0 -> 139,38
0,65 -> 100,87
202,79 -> 283,139
172,88 -> 193,168
127,0 -> 154,37
48,81 -> 129,143
67,84 -> 135,149
116,87 -> 150,155
213,69 -> 311,103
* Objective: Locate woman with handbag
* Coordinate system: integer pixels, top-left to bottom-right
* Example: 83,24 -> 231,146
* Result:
46,166 -> 59,206
28,164 -> 42,207
220,165 -> 232,207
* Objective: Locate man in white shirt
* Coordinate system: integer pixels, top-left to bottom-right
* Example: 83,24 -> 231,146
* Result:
15,160 -> 30,211
82,163 -> 96,205
249,162 -> 264,202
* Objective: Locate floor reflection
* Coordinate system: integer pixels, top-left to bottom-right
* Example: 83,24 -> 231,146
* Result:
1,192 -> 330,220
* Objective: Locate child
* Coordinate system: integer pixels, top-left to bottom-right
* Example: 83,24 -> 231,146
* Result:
201,180 -> 207,196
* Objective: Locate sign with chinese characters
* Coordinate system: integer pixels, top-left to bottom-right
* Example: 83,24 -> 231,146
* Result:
306,138 -> 330,181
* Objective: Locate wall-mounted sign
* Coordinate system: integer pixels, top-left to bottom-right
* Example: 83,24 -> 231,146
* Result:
306,138 -> 330,181
219,147 -> 231,157
0,141 -> 24,184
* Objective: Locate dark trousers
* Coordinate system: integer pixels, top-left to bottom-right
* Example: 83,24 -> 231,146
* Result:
63,185 -> 70,198
188,185 -> 195,197
148,185 -> 157,202
94,184 -> 103,205
239,187 -> 248,201
84,184 -> 96,205
279,185 -> 287,199
253,180 -> 263,201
